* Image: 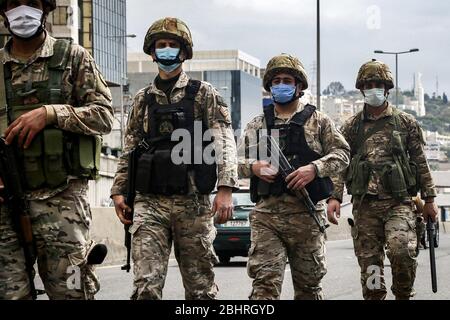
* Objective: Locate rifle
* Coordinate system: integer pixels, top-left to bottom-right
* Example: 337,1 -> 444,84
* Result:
0,138 -> 41,299
266,135 -> 330,233
121,139 -> 153,273
121,148 -> 137,273
426,216 -> 438,293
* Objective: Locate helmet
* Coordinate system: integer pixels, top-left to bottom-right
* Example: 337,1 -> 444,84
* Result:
0,0 -> 56,11
263,54 -> 309,92
356,59 -> 395,90
143,17 -> 193,60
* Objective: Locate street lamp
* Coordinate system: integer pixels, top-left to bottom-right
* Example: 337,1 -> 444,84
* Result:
107,34 -> 136,150
374,48 -> 420,107
317,0 -> 321,111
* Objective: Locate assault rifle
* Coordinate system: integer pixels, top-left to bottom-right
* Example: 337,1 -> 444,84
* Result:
266,135 -> 330,233
0,138 -> 42,299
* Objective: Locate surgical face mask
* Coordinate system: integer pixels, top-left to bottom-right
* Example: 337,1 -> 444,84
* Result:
271,83 -> 297,105
155,47 -> 181,74
364,88 -> 387,107
5,5 -> 43,39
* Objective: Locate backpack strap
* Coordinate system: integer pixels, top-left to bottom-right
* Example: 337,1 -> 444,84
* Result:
263,104 -> 276,130
48,39 -> 72,104
0,52 -> 8,135
291,104 -> 317,126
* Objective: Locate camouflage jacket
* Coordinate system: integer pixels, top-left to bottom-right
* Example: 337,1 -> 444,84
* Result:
0,33 -> 114,200
332,104 -> 436,202
110,71 -> 239,196
238,102 -> 350,214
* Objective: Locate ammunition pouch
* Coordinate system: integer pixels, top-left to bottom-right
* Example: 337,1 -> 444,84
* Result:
381,162 -> 409,200
135,149 -> 189,196
19,129 -> 101,190
194,162 -> 218,195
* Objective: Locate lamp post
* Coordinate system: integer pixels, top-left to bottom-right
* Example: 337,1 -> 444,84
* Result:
107,34 -> 136,150
374,48 -> 419,107
317,0 -> 321,111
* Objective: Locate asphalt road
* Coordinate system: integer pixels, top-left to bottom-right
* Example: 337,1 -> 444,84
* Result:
91,233 -> 450,300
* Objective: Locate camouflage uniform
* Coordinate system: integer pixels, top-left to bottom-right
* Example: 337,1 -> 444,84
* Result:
332,60 -> 436,300
0,33 -> 114,300
111,18 -> 238,300
238,54 -> 350,300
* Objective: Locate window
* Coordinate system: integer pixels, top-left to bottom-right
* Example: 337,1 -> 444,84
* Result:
52,6 -> 68,26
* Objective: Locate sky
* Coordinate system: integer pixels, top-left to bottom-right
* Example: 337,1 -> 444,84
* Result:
126,0 -> 449,96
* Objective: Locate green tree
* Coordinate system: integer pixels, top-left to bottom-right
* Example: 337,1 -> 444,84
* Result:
323,82 -> 346,96
443,92 -> 448,105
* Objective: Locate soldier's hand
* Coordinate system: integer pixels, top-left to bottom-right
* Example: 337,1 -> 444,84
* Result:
0,177 -> 4,204
212,187 -> 234,224
423,201 -> 438,223
286,164 -> 316,191
4,107 -> 47,149
327,199 -> 341,225
251,161 -> 278,183
113,195 -> 133,225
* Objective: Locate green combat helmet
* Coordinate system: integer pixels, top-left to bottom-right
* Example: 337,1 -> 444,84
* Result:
263,53 -> 309,92
143,17 -> 193,59
356,59 -> 395,90
0,0 -> 57,11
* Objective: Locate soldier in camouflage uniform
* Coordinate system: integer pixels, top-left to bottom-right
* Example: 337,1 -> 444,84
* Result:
0,0 -> 114,300
328,59 -> 438,300
238,54 -> 350,300
111,17 -> 238,300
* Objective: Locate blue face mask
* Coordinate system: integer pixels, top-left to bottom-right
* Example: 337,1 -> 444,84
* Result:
271,84 -> 297,105
155,47 -> 181,74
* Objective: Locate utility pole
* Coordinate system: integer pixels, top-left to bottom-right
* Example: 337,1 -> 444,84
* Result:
316,0 -> 321,110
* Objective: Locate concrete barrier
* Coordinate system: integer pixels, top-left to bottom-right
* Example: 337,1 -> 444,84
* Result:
91,207 -> 126,266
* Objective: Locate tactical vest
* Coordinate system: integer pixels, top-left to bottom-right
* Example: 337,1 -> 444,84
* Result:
134,79 -> 217,196
0,39 -> 101,191
346,108 -> 420,200
250,104 -> 334,205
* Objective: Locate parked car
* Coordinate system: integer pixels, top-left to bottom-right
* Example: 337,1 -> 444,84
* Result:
212,189 -> 253,264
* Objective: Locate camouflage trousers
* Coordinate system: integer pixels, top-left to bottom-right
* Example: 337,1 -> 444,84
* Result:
0,180 -> 100,300
129,193 -> 219,300
350,197 -> 419,300
247,210 -> 327,300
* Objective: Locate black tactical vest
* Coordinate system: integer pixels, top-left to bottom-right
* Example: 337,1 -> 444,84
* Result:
134,79 -> 217,196
250,104 -> 333,204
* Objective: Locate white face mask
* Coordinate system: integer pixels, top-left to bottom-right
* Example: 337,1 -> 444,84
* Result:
5,5 -> 43,39
364,88 -> 387,107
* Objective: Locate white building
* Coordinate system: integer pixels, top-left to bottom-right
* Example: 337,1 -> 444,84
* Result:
414,72 -> 426,117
